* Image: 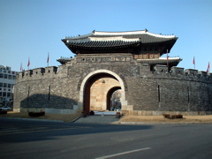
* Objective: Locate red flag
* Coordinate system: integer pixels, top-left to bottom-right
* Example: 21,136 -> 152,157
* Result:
193,57 -> 196,69
193,57 -> 195,65
27,58 -> 30,67
206,62 -> 210,73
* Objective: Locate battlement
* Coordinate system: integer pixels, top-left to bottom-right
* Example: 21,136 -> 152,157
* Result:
19,66 -> 57,76
140,64 -> 212,82
16,64 -> 212,83
17,66 -> 58,82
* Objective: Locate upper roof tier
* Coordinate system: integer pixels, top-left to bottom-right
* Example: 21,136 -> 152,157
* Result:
62,30 -> 178,54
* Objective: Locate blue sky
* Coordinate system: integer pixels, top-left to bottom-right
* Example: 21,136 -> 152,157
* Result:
0,0 -> 212,72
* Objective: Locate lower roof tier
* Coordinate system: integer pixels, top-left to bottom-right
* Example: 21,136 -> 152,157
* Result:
57,55 -> 182,68
137,57 -> 182,67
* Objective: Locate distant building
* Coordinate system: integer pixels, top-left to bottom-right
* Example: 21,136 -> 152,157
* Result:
0,65 -> 18,102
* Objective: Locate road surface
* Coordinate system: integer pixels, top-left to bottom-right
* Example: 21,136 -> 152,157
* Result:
0,118 -> 212,159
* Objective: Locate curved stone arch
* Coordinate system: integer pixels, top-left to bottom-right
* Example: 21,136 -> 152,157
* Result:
79,69 -> 128,110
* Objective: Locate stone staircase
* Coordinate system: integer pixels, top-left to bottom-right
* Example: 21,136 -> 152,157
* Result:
74,111 -> 120,124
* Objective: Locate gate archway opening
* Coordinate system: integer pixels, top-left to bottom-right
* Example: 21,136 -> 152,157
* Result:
106,87 -> 121,111
79,70 -> 127,114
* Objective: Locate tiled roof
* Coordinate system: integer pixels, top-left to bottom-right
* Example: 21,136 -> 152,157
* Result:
62,30 -> 178,54
65,40 -> 140,48
63,30 -> 177,43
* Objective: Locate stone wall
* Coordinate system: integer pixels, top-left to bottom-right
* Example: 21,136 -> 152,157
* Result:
14,53 -> 212,115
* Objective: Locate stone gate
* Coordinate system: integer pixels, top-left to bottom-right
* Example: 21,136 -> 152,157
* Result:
14,30 -> 212,115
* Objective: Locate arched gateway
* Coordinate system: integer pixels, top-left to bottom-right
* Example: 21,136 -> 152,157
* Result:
79,69 -> 127,113
14,29 -> 212,115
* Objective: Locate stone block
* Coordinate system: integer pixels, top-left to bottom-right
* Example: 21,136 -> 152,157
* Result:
154,65 -> 168,73
33,68 -> 45,75
185,69 -> 198,75
46,66 -> 57,74
171,66 -> 184,74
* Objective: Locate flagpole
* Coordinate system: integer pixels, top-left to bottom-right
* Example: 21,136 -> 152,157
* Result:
166,49 -> 169,70
20,62 -> 22,72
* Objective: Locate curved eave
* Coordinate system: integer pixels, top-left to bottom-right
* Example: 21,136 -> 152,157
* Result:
57,58 -> 71,64
62,35 -> 177,44
62,38 -> 177,47
160,38 -> 178,53
62,36 -> 177,52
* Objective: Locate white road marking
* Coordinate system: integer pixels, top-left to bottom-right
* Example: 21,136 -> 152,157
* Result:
95,147 -> 151,159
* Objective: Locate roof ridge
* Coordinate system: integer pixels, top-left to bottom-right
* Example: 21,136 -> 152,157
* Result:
94,30 -> 176,38
65,29 -> 177,40
94,30 -> 146,35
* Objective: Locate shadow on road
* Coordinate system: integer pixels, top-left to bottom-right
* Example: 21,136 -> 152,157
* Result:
0,118 -> 153,143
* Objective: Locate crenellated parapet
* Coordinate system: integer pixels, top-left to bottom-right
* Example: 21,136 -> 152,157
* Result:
138,64 -> 212,83
16,66 -> 59,82
16,63 -> 212,84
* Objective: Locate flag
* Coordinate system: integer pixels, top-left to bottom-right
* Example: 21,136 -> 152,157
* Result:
20,63 -> 23,71
206,62 -> 210,73
193,57 -> 195,69
27,58 -> 30,67
193,57 -> 195,65
47,53 -> 49,65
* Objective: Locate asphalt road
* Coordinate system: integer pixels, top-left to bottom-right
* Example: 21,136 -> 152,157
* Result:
0,117 -> 212,159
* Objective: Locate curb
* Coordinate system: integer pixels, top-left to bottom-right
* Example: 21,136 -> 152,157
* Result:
116,121 -> 210,125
